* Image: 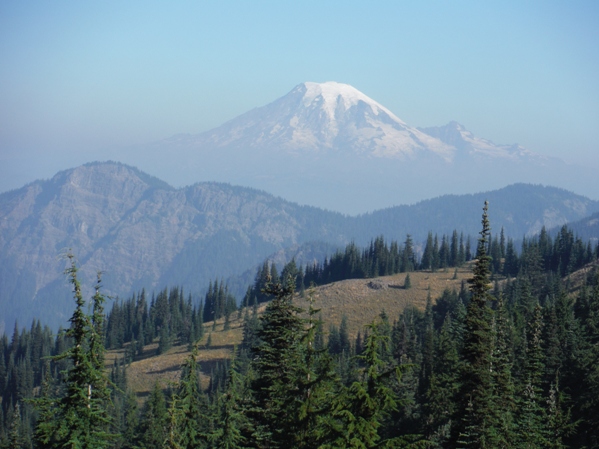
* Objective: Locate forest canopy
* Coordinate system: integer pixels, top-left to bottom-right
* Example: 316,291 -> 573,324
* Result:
1,203 -> 599,448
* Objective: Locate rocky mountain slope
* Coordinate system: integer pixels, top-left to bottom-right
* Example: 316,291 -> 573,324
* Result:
1,162 -> 598,332
0,162 -> 347,331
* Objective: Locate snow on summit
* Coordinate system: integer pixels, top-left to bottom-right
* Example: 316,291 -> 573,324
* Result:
144,81 -> 571,214
179,81 -> 543,164
419,121 -> 547,162
301,81 -> 406,125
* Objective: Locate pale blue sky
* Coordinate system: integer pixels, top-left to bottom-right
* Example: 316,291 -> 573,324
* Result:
1,1 -> 598,192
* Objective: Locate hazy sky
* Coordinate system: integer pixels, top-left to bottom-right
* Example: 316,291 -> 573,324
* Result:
1,1 -> 598,193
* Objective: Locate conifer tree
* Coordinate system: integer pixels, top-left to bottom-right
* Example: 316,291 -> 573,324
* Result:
291,291 -> 337,448
423,313 -> 461,447
246,276 -> 305,447
453,201 -> 498,448
137,383 -> 169,449
516,302 -> 549,448
168,346 -> 211,449
489,294 -> 516,447
211,360 -> 249,449
8,401 -> 24,449
34,255 -> 113,449
421,232 -> 435,271
571,270 -> 599,447
402,234 -> 415,272
246,276 -> 337,448
327,320 -> 413,448
121,390 -> 139,449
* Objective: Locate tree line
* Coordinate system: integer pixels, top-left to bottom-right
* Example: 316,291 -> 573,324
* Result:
2,205 -> 599,447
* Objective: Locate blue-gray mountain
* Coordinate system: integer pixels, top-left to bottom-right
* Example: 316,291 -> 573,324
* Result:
1,161 -> 598,332
119,81 -> 594,214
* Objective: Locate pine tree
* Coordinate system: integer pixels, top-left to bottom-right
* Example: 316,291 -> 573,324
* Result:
338,315 -> 351,355
404,273 -> 412,289
452,201 -> 498,448
121,390 -> 139,449
489,294 -> 516,447
158,322 -> 172,355
570,270 -> 599,447
8,401 -> 24,449
327,320 -> 413,448
33,255 -> 113,449
246,276 -> 304,447
421,232 -> 435,271
515,302 -> 549,448
291,291 -> 337,448
138,383 -> 169,449
423,313 -> 461,447
168,346 -> 210,449
402,234 -> 415,272
211,360 -> 249,449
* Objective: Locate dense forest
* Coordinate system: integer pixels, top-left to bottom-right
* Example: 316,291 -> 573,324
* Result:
1,204 -> 599,448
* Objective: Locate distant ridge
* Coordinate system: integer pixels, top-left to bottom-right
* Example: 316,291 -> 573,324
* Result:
1,162 -> 598,332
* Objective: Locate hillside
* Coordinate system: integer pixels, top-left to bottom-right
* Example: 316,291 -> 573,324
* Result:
111,258 -> 599,401
112,265 -> 474,399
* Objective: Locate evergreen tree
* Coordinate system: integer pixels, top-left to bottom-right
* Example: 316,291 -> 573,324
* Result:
158,322 -> 172,355
137,383 -> 168,449
452,201 -> 498,448
450,230 -> 459,268
421,232 -> 435,271
327,320 -> 415,448
515,302 -> 549,448
490,294 -> 516,447
404,273 -> 412,290
423,313 -> 461,447
7,401 -> 24,449
571,270 -> 599,447
402,234 -> 415,272
246,276 -> 305,447
211,360 -> 249,449
168,346 -> 210,449
246,276 -> 336,448
34,255 -> 113,449
338,315 -> 351,355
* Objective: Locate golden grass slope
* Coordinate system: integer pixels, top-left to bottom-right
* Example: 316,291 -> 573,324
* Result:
109,266 -> 472,401
299,266 -> 472,340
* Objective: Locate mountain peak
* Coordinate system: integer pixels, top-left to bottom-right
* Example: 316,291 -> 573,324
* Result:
298,81 -> 405,125
418,122 -> 549,163
186,81 -> 453,160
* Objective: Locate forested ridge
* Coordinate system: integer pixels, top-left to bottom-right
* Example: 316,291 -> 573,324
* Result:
1,204 -> 599,448
4,161 -> 597,333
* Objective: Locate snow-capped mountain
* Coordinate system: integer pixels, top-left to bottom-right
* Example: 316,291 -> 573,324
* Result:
181,82 -> 455,161
419,121 -> 549,163
128,81 -> 582,214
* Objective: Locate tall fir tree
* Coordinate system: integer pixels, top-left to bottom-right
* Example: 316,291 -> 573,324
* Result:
34,255 -> 113,449
246,276 -> 305,447
168,346 -> 211,449
137,382 -> 169,449
515,302 -> 549,448
452,201 -> 498,448
327,320 -> 417,448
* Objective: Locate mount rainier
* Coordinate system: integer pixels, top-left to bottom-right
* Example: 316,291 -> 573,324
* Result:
125,81 -> 579,214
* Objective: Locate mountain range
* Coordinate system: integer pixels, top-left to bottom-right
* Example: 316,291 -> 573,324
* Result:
113,81 -> 591,214
1,161 -> 598,333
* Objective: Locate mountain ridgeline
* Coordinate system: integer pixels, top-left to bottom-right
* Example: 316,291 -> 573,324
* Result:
1,161 -> 599,331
